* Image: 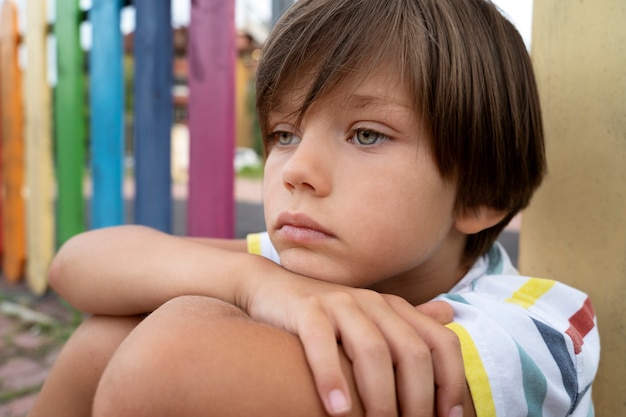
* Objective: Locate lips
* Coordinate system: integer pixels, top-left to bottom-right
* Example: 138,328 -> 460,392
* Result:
275,212 -> 335,241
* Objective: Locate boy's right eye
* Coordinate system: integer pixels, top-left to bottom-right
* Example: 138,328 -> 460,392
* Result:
270,131 -> 301,146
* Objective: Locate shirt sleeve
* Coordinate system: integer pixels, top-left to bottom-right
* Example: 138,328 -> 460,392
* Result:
438,276 -> 599,417
246,232 -> 281,264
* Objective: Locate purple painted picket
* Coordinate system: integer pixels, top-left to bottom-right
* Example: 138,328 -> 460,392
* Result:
187,0 -> 236,238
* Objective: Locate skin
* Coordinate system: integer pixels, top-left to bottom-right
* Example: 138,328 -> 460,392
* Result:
28,70 -> 501,417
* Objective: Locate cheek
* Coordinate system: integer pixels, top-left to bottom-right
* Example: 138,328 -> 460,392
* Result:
346,174 -> 456,252
262,155 -> 280,196
262,162 -> 287,226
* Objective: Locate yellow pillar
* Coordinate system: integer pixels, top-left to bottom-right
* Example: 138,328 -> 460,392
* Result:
519,1 -> 625,414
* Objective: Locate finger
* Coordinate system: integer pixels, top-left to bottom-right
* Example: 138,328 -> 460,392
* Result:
394,345 -> 434,417
329,293 -> 398,417
385,297 -> 466,417
430,328 -> 466,417
414,301 -> 454,324
359,294 -> 435,416
295,298 -> 353,416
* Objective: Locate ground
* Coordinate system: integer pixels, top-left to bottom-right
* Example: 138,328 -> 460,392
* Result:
0,280 -> 80,417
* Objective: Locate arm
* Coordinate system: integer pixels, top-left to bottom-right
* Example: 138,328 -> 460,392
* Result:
49,225 -> 467,416
184,235 -> 248,251
48,225 -> 257,315
94,295 -> 476,417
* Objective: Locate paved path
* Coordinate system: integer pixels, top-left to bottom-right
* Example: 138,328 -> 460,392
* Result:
0,178 -> 519,416
0,283 -> 74,417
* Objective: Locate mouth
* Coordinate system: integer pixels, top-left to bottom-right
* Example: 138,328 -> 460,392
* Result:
275,212 -> 335,242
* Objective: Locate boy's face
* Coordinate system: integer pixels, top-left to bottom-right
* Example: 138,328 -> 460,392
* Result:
263,72 -> 466,302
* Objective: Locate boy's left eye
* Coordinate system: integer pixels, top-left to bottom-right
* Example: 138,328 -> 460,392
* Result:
352,129 -> 388,145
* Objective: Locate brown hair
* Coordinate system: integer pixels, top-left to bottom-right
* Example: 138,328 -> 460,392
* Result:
257,0 -> 546,262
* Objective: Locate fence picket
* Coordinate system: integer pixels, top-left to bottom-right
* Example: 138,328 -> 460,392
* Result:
24,0 -> 55,294
90,0 -> 125,229
187,0 -> 235,238
133,0 -> 173,232
0,0 -> 26,282
54,0 -> 86,247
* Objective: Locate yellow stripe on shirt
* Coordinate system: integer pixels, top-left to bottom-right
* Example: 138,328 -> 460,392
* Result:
506,278 -> 555,309
247,233 -> 262,255
447,322 -> 497,417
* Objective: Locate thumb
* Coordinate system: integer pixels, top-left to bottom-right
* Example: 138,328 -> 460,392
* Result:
415,301 -> 454,324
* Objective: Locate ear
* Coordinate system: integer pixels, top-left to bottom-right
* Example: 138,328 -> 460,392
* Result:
454,206 -> 509,235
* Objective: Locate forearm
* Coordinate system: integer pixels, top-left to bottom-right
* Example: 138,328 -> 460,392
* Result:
48,225 -> 272,315
93,296 -> 362,417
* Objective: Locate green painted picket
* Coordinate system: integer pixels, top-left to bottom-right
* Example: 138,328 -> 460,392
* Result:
54,0 -> 87,247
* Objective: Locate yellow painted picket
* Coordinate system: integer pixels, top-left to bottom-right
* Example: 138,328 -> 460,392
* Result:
24,0 -> 55,294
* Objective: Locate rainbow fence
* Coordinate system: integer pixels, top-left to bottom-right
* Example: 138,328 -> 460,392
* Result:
0,0 -> 236,294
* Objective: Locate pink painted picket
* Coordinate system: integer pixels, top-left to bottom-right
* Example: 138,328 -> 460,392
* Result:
187,0 -> 236,238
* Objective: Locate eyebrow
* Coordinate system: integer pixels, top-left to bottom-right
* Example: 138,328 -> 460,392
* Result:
267,91 -> 413,125
349,94 -> 412,111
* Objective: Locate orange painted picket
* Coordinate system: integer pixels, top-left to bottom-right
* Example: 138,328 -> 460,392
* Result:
0,0 -> 26,282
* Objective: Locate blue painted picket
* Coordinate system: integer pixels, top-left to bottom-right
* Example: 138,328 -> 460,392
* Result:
90,0 -> 125,229
133,0 -> 173,232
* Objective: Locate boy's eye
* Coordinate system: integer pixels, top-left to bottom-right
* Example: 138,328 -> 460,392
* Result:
271,131 -> 300,146
353,129 -> 388,145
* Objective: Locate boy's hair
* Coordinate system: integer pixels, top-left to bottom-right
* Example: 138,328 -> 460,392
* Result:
256,0 -> 546,262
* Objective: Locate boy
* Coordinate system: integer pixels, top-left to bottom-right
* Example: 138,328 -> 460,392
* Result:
29,0 -> 598,416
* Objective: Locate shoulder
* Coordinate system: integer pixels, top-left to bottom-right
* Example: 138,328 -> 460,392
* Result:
438,245 -> 599,416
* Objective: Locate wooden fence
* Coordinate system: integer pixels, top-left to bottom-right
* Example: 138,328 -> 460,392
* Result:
0,0 -> 236,294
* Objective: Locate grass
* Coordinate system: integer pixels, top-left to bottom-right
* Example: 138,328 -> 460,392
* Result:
236,164 -> 264,179
0,384 -> 43,403
0,294 -> 84,349
0,298 -> 81,406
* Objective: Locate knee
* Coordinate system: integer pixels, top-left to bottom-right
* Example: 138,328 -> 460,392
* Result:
93,296 -> 245,417
91,334 -> 157,417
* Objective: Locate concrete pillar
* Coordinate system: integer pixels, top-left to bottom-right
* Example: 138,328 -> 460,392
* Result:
519,1 -> 625,413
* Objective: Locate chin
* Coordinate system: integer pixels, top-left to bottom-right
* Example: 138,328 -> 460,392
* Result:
280,258 -> 325,280
280,255 -> 367,287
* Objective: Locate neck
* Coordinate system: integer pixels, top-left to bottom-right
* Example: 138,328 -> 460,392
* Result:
366,233 -> 471,306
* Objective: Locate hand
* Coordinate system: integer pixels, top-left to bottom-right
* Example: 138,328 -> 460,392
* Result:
239,267 -> 465,417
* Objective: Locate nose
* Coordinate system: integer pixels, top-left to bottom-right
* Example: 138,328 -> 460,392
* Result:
281,134 -> 331,197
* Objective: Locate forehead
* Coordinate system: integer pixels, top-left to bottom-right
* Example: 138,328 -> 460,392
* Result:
270,68 -> 415,120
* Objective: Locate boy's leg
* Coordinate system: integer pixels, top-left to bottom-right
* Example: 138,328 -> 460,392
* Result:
93,295 -> 365,417
28,315 -> 142,417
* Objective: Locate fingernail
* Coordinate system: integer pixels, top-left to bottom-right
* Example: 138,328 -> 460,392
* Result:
328,389 -> 350,414
449,405 -> 464,417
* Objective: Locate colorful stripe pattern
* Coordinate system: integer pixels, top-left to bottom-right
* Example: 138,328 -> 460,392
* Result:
441,254 -> 599,416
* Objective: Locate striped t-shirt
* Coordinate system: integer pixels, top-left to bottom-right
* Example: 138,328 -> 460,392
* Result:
247,232 -> 599,416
